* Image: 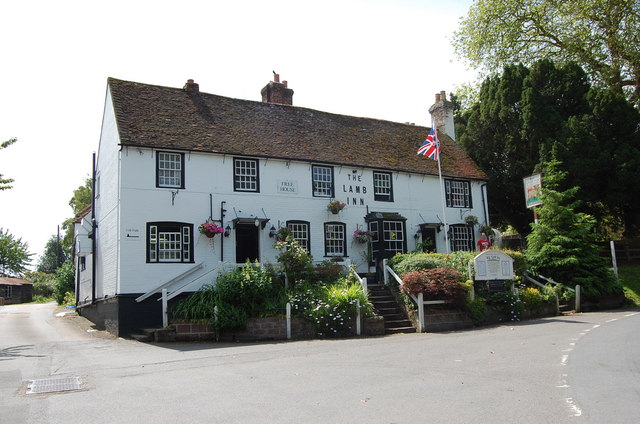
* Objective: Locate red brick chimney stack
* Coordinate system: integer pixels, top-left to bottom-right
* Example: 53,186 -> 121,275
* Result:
183,79 -> 199,94
261,73 -> 294,105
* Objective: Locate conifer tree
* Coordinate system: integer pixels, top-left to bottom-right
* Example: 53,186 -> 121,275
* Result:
526,160 -> 622,298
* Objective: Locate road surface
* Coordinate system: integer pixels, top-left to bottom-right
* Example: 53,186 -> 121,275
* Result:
1,302 -> 638,423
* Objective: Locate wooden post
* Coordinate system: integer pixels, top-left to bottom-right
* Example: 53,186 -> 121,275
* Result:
356,299 -> 361,336
610,240 -> 619,278
162,288 -> 168,328
417,292 -> 424,333
286,302 -> 292,340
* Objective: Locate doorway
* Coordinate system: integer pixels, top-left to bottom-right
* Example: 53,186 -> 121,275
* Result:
235,223 -> 259,263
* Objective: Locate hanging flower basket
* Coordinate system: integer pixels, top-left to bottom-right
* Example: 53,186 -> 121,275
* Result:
327,200 -> 346,214
199,220 -> 224,238
275,227 -> 293,242
464,215 -> 479,226
353,229 -> 374,244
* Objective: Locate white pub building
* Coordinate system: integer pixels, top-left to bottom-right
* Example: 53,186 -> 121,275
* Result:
74,75 -> 488,336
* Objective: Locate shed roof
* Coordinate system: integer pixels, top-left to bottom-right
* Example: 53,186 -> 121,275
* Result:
108,78 -> 485,180
0,277 -> 33,286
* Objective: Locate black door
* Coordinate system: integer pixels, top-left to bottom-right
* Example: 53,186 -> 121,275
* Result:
420,227 -> 437,252
236,224 -> 259,263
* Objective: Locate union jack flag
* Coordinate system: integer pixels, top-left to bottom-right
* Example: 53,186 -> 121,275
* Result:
417,127 -> 440,160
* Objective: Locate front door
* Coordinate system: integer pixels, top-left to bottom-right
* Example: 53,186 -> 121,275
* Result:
235,223 -> 259,263
420,227 -> 437,252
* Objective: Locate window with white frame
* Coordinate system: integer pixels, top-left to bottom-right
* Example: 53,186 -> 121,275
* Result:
382,220 -> 405,255
449,224 -> 474,252
324,222 -> 346,257
147,222 -> 193,263
373,171 -> 393,202
445,179 -> 472,208
234,158 -> 259,192
156,152 -> 184,188
312,165 -> 334,197
286,221 -> 310,251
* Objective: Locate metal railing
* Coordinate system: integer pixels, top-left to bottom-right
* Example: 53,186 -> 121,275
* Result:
524,273 -> 580,313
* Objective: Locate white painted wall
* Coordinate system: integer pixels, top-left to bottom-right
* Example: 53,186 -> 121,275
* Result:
113,147 -> 488,294
94,87 -> 121,297
74,215 -> 93,305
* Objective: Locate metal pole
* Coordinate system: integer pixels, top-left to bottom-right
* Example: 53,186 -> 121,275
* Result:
575,285 -> 581,313
383,259 -> 389,286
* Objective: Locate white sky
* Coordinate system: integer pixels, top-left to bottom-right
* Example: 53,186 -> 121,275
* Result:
0,0 -> 476,266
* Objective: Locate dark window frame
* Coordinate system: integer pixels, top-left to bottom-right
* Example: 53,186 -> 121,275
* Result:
323,221 -> 347,257
444,179 -> 472,208
146,221 -> 194,264
373,171 -> 394,202
449,224 -> 475,252
233,157 -> 260,193
286,220 -> 311,251
312,165 -> 335,198
156,151 -> 185,189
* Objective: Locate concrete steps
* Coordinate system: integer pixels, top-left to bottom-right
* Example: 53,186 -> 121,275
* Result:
367,284 -> 416,334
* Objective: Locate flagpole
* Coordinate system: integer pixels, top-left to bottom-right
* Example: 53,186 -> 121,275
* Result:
434,122 -> 450,253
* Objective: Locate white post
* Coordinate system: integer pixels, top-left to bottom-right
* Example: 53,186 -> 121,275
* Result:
575,285 -> 581,313
356,299 -> 361,336
610,240 -> 619,278
161,289 -> 168,328
362,277 -> 368,295
417,292 -> 425,333
286,302 -> 292,340
469,283 -> 475,302
383,258 -> 389,286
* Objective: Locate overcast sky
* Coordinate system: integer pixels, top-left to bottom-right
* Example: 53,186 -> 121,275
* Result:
0,0 -> 475,265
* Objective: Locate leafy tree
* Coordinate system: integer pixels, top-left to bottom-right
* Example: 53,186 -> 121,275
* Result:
0,228 -> 33,276
0,138 -> 17,191
453,0 -> 640,106
61,177 -> 93,254
459,60 -> 640,236
526,160 -> 622,298
53,259 -> 75,305
37,234 -> 67,274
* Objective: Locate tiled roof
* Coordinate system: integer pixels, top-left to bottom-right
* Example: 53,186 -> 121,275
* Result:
108,78 -> 485,180
0,277 -> 32,286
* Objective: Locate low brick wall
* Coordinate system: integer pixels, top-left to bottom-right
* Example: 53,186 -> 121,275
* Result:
172,315 -> 384,342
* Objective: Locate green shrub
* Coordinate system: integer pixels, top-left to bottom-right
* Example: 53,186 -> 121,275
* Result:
392,253 -> 447,274
289,279 -> 372,337
399,267 -> 467,307
25,271 -> 56,298
521,287 -> 543,310
53,260 -> 75,305
172,284 -> 217,322
442,251 -> 477,276
466,296 -> 486,325
274,239 -> 315,285
314,260 -> 347,284
487,290 -> 523,321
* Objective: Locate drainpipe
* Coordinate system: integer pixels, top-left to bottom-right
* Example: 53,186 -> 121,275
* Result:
91,152 -> 97,304
481,183 -> 489,227
220,201 -> 226,262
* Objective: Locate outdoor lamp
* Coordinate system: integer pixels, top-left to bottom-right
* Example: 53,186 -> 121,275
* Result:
269,225 -> 277,238
224,224 -> 231,237
254,218 -> 260,227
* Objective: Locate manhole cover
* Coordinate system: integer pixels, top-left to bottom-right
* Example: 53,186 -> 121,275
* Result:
26,377 -> 82,395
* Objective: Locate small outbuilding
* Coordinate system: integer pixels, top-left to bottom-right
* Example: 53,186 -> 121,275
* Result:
0,277 -> 33,305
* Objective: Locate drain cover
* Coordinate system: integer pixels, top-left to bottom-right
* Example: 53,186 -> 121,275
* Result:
26,377 -> 82,395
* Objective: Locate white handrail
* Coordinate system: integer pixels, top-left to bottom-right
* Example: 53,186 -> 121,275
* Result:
135,262 -> 205,302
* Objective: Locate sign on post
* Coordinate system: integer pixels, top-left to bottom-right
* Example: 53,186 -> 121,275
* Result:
523,174 -> 542,209
473,251 -> 514,281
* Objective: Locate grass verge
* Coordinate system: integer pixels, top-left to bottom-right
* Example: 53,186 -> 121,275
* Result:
618,265 -> 640,306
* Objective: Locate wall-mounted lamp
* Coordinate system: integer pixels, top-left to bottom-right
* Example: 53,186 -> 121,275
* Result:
254,218 -> 260,227
224,224 -> 231,237
414,232 -> 420,240
269,225 -> 277,238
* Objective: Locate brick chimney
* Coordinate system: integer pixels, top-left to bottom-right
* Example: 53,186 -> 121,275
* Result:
428,90 -> 456,141
183,79 -> 199,94
261,73 -> 294,105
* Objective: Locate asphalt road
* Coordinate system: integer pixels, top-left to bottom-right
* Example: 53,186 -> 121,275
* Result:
1,302 -> 638,424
